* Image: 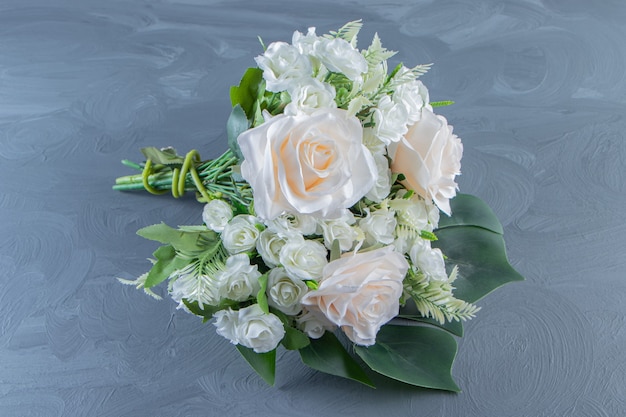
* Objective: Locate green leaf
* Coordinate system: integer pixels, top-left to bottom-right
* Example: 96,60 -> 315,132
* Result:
330,239 -> 341,261
433,225 -> 524,303
438,194 -> 503,234
430,100 -> 455,108
182,298 -> 238,320
226,104 -> 248,161
355,325 -> 460,392
137,222 -> 219,255
395,315 -> 464,337
236,345 -> 276,386
144,245 -> 189,288
140,146 -> 184,166
299,332 -> 374,388
281,325 -> 310,350
229,67 -> 264,117
257,273 -> 269,314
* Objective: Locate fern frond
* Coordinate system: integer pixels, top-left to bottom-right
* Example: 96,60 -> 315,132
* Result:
117,273 -> 162,300
363,33 -> 397,67
326,20 -> 363,45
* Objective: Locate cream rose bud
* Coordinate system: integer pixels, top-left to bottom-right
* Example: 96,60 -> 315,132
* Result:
216,254 -> 261,301
388,108 -> 463,215
255,41 -> 311,92
214,305 -> 285,353
359,207 -> 397,246
409,239 -> 448,281
238,108 -> 377,220
301,246 -> 408,346
266,267 -> 309,315
296,309 -> 336,339
221,215 -> 262,254
202,199 -> 233,232
313,37 -> 368,81
279,236 -> 328,281
284,78 -> 336,116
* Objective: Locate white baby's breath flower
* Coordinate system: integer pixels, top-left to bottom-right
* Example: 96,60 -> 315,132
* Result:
285,78 -> 336,116
373,95 -> 409,145
255,42 -> 311,92
359,207 -> 397,246
216,254 -> 261,301
221,215 -> 262,254
266,267 -> 309,315
318,209 -> 358,251
280,236 -> 328,281
365,152 -> 392,203
313,37 -> 368,81
202,199 -> 233,232
409,239 -> 448,282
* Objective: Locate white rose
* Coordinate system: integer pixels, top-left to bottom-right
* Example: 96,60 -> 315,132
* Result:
255,41 -> 311,92
359,207 -> 397,246
266,267 -> 309,315
238,108 -> 377,220
285,78 -> 336,116
256,229 -> 290,268
202,199 -> 233,232
393,78 -> 431,124
409,239 -> 448,281
364,152 -> 392,203
361,127 -> 386,156
266,213 -> 318,236
301,246 -> 408,346
292,27 -> 319,56
216,254 -> 261,301
296,309 -> 336,339
279,236 -> 328,281
214,305 -> 285,353
318,209 -> 358,251
221,215 -> 262,254
392,193 -> 439,232
313,37 -> 368,81
388,108 -> 463,215
373,95 -> 409,145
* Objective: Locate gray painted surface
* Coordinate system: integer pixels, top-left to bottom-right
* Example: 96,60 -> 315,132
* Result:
1,1 -> 624,416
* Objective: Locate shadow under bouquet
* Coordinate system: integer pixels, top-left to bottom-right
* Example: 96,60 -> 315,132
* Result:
114,21 -> 523,390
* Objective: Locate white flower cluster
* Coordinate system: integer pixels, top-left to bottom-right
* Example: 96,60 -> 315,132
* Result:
160,21 -> 471,354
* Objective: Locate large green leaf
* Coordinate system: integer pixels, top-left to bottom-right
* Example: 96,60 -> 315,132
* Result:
299,332 -> 374,388
137,222 -> 219,255
355,325 -> 460,392
226,104 -> 248,161
229,67 -> 264,117
438,193 -> 503,234
236,345 -> 276,386
144,245 -> 189,288
433,226 -> 524,303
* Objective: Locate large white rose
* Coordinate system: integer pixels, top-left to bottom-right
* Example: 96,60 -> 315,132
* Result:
238,108 -> 377,220
388,108 -> 463,215
301,246 -> 408,346
213,305 -> 285,353
255,41 -> 311,92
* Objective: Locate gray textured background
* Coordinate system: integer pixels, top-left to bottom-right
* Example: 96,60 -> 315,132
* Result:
1,1 -> 625,416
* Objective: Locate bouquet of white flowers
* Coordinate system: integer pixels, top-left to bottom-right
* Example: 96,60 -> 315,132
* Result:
114,21 -> 523,390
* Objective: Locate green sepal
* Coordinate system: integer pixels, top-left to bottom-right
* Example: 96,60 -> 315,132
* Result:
355,324 -> 460,392
137,222 -> 219,255
140,146 -> 184,166
144,245 -> 189,288
299,332 -> 375,388
256,273 -> 269,314
236,345 -> 276,386
226,104 -> 248,161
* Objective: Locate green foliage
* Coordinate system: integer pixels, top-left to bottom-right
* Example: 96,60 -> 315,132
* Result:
325,20 -> 363,44
137,222 -> 219,255
281,325 -> 310,350
236,345 -> 276,386
431,100 -> 455,107
229,67 -> 264,117
140,146 -> 184,166
226,104 -> 248,161
256,273 -> 269,314
355,325 -> 460,391
144,245 -> 189,288
299,332 -> 374,387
